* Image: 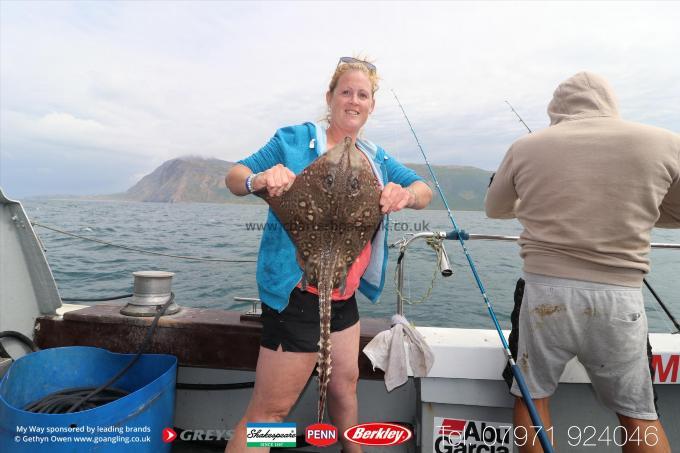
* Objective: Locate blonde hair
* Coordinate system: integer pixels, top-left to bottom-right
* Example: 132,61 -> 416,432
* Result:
327,57 -> 380,97
324,57 -> 380,125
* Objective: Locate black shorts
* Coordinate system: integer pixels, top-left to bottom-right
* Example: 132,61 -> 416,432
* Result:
260,288 -> 360,352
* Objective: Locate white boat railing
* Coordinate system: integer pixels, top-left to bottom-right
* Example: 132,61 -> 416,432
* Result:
390,231 -> 679,328
464,233 -> 680,249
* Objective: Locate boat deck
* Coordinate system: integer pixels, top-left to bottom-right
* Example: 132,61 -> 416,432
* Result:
34,303 -> 391,378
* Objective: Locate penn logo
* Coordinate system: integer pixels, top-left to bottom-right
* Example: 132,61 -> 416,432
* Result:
344,422 -> 412,446
305,423 -> 338,447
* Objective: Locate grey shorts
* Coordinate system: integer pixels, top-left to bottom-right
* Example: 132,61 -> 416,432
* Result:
509,272 -> 657,420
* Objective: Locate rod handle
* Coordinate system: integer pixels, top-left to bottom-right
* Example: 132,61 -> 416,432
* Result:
446,230 -> 469,241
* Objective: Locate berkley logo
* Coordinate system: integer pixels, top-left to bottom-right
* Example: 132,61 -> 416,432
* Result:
305,423 -> 338,447
344,422 -> 412,446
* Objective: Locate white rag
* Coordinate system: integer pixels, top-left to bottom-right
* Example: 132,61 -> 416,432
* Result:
362,314 -> 435,391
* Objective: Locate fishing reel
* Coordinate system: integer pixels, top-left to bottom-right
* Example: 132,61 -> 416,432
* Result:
390,231 -> 453,277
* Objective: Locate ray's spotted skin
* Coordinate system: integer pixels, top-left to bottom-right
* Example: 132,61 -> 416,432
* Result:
260,137 -> 382,422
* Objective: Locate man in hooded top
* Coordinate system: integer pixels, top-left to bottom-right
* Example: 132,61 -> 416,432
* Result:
486,71 -> 679,452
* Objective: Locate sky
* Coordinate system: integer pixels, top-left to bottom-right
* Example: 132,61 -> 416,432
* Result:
1,1 -> 679,197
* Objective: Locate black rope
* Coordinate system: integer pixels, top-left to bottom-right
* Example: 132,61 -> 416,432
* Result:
0,343 -> 9,359
61,293 -> 133,302
0,331 -> 40,359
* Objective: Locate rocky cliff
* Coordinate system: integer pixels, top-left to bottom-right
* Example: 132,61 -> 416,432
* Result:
115,157 -> 493,210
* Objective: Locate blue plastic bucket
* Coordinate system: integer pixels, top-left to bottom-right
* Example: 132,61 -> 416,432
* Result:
0,346 -> 177,452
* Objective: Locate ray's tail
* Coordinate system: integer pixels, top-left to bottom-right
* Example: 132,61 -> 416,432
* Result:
316,251 -> 334,423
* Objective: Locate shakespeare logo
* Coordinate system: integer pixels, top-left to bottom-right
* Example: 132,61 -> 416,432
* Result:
245,423 -> 296,448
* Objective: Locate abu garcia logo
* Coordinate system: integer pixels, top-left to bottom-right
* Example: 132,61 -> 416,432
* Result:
434,418 -> 511,453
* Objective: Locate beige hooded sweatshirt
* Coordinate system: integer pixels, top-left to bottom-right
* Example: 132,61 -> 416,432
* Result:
485,72 -> 680,287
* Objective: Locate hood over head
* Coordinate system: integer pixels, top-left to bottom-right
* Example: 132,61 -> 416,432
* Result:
548,71 -> 619,125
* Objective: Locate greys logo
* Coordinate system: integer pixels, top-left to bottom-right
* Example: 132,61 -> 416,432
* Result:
177,429 -> 233,442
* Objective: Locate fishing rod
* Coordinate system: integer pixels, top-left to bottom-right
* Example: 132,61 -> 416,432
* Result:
392,89 -> 555,453
504,101 -> 680,334
644,280 -> 680,334
505,100 -> 532,134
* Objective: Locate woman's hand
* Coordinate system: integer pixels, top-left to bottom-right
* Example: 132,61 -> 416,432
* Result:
379,182 -> 415,214
253,164 -> 296,197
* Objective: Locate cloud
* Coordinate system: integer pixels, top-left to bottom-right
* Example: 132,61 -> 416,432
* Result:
29,112 -> 107,147
1,1 -> 679,196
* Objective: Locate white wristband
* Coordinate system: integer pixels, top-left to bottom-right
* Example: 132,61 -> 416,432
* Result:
245,173 -> 260,193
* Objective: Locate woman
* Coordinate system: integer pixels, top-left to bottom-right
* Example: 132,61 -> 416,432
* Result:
225,57 -> 432,453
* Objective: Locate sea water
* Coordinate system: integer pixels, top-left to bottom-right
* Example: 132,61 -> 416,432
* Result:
22,199 -> 680,333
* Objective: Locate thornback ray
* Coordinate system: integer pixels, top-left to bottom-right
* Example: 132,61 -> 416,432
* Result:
259,137 -> 382,422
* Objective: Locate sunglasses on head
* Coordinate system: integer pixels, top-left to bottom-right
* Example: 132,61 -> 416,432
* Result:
338,57 -> 376,73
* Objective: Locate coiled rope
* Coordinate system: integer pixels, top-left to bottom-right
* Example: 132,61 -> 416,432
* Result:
24,294 -> 176,413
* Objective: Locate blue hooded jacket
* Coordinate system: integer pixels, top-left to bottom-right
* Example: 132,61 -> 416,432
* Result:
239,122 -> 423,312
